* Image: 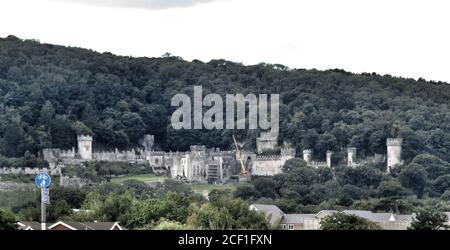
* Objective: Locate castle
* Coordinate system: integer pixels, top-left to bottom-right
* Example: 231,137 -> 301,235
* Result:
0,132 -> 404,182
241,134 -> 403,175
42,134 -> 240,183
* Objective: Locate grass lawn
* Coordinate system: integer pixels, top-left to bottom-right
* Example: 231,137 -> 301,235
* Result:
110,174 -> 168,184
110,174 -> 247,194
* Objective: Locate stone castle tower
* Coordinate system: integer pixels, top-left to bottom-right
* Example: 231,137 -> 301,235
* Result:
77,135 -> 93,160
326,150 -> 333,168
386,138 -> 403,172
303,149 -> 312,163
281,148 -> 296,161
256,131 -> 277,154
347,147 -> 357,167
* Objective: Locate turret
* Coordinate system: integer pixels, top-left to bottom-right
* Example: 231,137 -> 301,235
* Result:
281,148 -> 296,162
303,149 -> 312,163
326,150 -> 333,168
386,138 -> 403,173
77,135 -> 93,160
256,131 -> 277,154
347,147 -> 357,167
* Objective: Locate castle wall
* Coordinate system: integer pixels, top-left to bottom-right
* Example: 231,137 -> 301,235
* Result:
0,167 -> 60,175
34,133 -> 402,181
252,156 -> 285,176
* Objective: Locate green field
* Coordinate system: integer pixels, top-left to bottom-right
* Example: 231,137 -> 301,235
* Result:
110,174 -> 246,194
110,174 -> 168,184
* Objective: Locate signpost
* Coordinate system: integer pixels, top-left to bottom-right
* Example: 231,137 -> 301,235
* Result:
35,173 -> 51,230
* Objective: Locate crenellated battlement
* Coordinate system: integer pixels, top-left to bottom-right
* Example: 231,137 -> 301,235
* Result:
149,151 -> 166,156
310,161 -> 328,168
190,145 -> 206,152
255,155 -> 282,160
387,138 -> 403,146
77,135 -> 93,141
281,148 -> 296,156
347,147 -> 357,153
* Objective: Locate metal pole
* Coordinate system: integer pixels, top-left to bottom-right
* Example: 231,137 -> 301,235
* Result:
41,188 -> 46,230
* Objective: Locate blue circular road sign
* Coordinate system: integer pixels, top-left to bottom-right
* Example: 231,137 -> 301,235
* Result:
35,173 -> 51,188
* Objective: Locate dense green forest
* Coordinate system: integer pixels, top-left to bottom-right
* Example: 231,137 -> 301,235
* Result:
0,35 -> 449,164
1,35 -> 450,224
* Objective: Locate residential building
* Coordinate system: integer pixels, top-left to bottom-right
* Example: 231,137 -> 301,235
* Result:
17,221 -> 125,230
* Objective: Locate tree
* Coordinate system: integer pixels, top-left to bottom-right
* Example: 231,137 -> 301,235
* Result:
158,179 -> 192,196
3,121 -> 26,157
411,154 -> 450,180
233,185 -> 256,200
122,180 -> 154,199
281,159 -> 316,186
441,190 -> 450,201
316,133 -> 337,156
39,101 -> 55,125
188,197 -> 269,230
47,200 -> 72,221
0,209 -> 17,230
50,115 -> 75,148
409,209 -> 449,230
151,218 -> 192,230
192,203 -> 234,230
50,187 -> 86,209
337,166 -> 384,188
120,112 -> 145,142
398,163 -> 427,198
431,174 -> 450,197
378,180 -> 410,198
253,177 -> 278,199
98,193 -> 134,223
342,184 -> 369,200
124,192 -> 194,229
72,121 -> 93,136
320,212 -> 381,230
208,189 -> 232,203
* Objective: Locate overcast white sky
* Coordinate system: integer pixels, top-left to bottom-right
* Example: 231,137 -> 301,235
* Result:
1,0 -> 449,82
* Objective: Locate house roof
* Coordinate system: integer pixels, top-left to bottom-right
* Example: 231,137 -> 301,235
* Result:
281,214 -> 316,224
249,204 -> 450,226
250,204 -> 283,214
17,222 -> 51,230
18,221 -> 124,230
48,221 -> 124,230
342,210 -> 394,222
396,214 -> 414,222
250,204 -> 284,225
82,222 -> 124,230
314,210 -> 414,223
315,210 -> 338,217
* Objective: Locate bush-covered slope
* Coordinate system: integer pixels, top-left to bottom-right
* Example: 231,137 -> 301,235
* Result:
0,35 -> 449,166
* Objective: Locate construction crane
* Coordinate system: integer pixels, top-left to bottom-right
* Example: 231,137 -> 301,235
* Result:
232,134 -> 250,177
